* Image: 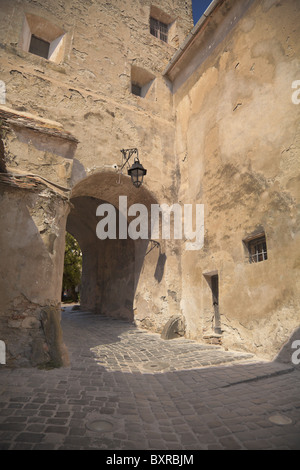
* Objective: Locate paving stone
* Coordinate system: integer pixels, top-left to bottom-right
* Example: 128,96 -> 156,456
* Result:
15,432 -> 44,443
0,422 -> 26,432
45,425 -> 69,434
219,436 -> 242,450
0,307 -> 300,450
26,424 -> 46,433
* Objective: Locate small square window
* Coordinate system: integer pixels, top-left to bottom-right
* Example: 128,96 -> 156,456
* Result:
246,235 -> 268,263
150,17 -> 168,43
130,66 -> 155,99
131,83 -> 142,97
19,14 -> 66,64
29,35 -> 50,59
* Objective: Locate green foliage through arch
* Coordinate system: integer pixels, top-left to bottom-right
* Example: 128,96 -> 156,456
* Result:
62,232 -> 82,302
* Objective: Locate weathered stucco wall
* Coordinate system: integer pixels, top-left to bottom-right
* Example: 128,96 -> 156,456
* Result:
0,108 -> 76,366
0,186 -> 69,367
173,0 -> 300,359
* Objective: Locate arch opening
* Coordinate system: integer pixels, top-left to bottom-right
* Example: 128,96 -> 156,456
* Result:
65,171 -> 159,322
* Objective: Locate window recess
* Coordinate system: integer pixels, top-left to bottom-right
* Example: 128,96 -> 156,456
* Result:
19,13 -> 66,63
149,5 -> 175,45
130,66 -> 155,99
243,232 -> 268,264
150,17 -> 168,43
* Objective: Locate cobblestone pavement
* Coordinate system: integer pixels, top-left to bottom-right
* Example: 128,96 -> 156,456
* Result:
0,307 -> 300,450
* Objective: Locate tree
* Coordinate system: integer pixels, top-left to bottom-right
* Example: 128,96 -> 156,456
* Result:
62,232 -> 82,302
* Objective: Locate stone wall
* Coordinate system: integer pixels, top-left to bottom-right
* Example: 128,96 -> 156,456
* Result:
0,0 -> 193,190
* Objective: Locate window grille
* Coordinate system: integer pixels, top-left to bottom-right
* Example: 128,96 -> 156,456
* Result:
248,236 -> 268,263
29,35 -> 50,59
150,17 -> 168,43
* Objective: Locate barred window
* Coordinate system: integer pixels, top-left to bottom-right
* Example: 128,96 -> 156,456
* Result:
247,235 -> 268,263
150,17 -> 168,43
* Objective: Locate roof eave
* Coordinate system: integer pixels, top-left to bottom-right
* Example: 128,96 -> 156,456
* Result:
163,0 -> 224,79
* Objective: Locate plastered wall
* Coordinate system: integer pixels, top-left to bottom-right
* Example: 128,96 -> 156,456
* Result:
174,0 -> 300,359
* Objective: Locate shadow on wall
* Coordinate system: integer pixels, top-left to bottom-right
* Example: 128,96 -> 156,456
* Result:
275,326 -> 300,370
154,252 -> 167,283
0,137 -> 6,172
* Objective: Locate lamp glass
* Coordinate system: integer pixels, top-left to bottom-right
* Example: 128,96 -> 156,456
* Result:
128,159 -> 147,188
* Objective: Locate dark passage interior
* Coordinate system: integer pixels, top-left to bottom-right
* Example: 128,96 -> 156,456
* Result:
67,195 -> 138,320
65,172 -> 158,321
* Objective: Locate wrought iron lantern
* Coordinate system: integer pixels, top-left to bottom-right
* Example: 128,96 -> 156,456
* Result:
127,156 -> 147,188
120,148 -> 147,188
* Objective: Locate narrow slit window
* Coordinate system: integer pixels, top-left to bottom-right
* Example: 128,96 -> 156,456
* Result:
247,235 -> 268,263
150,17 -> 168,43
29,35 -> 50,59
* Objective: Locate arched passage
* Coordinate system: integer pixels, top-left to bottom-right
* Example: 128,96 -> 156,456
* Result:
66,171 -> 159,321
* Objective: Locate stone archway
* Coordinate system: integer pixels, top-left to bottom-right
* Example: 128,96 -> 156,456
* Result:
66,171 -> 159,321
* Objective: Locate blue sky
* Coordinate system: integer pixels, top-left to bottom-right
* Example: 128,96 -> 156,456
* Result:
192,0 -> 213,24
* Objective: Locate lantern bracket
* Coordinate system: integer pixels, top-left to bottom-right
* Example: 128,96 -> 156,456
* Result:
120,148 -> 139,172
